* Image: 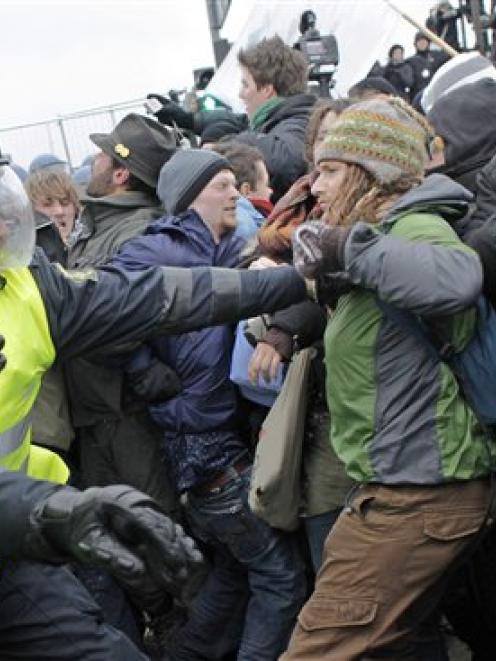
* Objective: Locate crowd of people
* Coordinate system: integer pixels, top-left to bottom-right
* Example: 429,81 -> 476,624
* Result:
2,23 -> 496,661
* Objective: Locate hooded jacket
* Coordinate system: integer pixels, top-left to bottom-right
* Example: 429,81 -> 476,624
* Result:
324,175 -> 492,485
427,79 -> 496,193
427,79 -> 496,307
113,211 -> 247,491
68,191 -> 162,269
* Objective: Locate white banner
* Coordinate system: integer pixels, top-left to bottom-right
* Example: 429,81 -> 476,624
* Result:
208,0 -> 439,110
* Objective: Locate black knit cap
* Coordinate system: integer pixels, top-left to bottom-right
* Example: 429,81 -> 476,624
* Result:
157,149 -> 232,216
349,76 -> 397,97
199,116 -> 243,146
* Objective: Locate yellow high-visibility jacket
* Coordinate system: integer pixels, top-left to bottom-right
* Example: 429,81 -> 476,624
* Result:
0,267 -> 68,483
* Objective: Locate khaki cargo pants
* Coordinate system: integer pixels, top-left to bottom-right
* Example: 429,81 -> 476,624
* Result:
281,479 -> 491,660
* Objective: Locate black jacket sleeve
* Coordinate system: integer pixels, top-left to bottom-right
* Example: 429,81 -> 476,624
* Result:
455,157 -> 496,307
268,299 -> 327,350
473,154 -> 496,225
193,109 -> 249,136
0,469 -> 61,558
236,118 -> 308,202
30,249 -> 306,361
463,216 -> 496,309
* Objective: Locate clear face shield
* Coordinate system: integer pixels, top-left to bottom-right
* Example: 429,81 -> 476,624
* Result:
0,165 -> 36,271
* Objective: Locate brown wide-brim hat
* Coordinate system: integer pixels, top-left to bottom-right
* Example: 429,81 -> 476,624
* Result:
90,113 -> 177,188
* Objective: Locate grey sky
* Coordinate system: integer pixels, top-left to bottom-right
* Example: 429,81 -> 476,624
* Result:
0,0 -> 221,126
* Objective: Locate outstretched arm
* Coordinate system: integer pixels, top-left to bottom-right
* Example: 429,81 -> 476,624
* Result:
31,249 -> 306,360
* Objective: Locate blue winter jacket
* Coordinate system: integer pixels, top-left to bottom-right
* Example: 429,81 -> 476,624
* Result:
113,210 -> 245,435
234,196 -> 264,241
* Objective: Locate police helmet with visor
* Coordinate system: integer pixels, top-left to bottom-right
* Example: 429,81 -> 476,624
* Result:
0,151 -> 36,271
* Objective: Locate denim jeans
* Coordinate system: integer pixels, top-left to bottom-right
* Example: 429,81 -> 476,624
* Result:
74,565 -> 144,651
166,466 -> 307,661
303,508 -> 341,574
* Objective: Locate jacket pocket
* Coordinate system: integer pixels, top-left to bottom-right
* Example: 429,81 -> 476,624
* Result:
423,510 -> 485,542
298,596 -> 378,631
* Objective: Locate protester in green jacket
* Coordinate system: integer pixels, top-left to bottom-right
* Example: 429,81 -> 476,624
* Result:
283,97 -> 492,660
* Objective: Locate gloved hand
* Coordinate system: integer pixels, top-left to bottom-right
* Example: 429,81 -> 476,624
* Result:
316,273 -> 354,307
292,221 -> 351,279
147,94 -> 195,131
23,485 -> 204,603
126,359 -> 182,403
0,334 -> 5,371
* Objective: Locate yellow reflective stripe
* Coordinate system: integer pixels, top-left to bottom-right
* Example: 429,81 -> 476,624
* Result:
0,414 -> 31,458
28,445 -> 69,484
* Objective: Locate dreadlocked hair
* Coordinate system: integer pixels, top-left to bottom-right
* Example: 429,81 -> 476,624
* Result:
323,163 -> 422,227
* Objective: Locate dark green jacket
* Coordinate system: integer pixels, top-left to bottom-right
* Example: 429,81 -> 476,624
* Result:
325,175 -> 493,485
68,191 -> 162,270
66,190 -> 162,426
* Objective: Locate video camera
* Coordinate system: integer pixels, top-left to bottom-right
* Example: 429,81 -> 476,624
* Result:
0,149 -> 10,166
294,10 -> 339,97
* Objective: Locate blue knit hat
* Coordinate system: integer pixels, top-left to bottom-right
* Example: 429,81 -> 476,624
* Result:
29,153 -> 67,174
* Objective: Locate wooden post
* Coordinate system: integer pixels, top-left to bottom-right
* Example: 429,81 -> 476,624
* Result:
383,0 -> 459,56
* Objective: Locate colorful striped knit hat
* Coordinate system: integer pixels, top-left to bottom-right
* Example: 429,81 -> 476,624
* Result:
315,97 -> 435,185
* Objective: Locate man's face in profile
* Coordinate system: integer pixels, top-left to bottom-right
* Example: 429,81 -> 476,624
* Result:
87,152 -> 117,197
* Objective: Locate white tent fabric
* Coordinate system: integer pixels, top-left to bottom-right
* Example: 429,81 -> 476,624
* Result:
208,0 -> 436,111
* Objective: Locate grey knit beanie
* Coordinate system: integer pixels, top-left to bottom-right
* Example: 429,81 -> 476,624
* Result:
157,149 -> 232,215
421,52 -> 496,114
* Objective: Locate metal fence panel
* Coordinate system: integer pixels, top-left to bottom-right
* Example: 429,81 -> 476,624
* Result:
0,99 -> 147,171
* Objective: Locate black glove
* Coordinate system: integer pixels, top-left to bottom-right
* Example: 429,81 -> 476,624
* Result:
126,359 -> 182,404
316,273 -> 354,307
261,327 -> 294,361
0,334 -> 5,372
147,94 -> 195,131
23,485 -> 204,605
292,221 -> 351,278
